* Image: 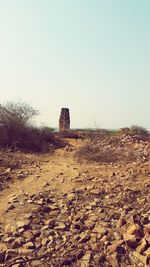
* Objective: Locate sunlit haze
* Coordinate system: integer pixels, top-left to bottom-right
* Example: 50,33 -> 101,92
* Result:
0,1 -> 150,129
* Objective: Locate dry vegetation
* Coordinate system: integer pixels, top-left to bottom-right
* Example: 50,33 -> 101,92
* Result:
76,126 -> 150,163
0,101 -> 66,152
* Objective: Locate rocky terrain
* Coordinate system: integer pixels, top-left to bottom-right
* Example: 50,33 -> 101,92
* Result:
77,132 -> 150,164
0,138 -> 149,266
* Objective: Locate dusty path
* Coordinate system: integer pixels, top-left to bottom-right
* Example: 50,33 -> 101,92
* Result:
0,142 -> 70,203
0,138 -> 120,229
0,139 -> 93,220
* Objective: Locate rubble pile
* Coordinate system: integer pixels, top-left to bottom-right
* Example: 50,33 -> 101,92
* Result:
89,134 -> 150,164
0,178 -> 149,266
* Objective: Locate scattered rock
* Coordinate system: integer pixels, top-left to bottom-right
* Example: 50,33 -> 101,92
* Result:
0,140 -> 150,267
0,243 -> 7,263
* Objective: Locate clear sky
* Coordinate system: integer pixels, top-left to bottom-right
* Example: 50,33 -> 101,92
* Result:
0,0 -> 150,129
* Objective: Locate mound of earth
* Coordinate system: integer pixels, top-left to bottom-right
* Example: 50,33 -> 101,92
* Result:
77,134 -> 150,164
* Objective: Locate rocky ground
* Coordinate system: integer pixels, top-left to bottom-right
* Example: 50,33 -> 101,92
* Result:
0,139 -> 149,266
77,133 -> 150,164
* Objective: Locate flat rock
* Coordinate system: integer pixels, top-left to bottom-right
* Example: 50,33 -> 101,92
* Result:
23,242 -> 34,249
94,226 -> 107,236
55,222 -> 66,230
123,233 -> 138,249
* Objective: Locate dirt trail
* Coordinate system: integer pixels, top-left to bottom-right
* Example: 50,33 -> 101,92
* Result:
0,140 -> 88,217
0,138 -> 118,228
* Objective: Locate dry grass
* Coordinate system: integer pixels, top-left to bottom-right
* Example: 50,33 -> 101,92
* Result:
76,145 -> 118,163
76,127 -> 150,164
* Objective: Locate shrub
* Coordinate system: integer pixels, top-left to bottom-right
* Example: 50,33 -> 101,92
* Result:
0,101 -> 38,147
83,129 -> 114,141
76,145 -> 118,163
0,101 -> 66,152
129,125 -> 149,140
16,126 -> 66,152
0,126 -> 8,147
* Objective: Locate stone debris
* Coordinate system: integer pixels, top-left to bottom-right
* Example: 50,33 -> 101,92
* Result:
0,243 -> 7,263
0,182 -> 149,267
88,133 -> 150,164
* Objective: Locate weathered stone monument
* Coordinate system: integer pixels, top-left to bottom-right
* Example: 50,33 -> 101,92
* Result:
59,108 -> 70,132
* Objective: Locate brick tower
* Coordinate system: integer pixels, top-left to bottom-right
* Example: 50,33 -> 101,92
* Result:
59,108 -> 70,132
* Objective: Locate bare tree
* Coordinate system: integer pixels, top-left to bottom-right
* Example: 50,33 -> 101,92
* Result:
0,101 -> 38,125
0,101 -> 39,147
0,101 -> 66,152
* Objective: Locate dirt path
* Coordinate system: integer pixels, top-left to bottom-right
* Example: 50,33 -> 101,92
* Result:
0,138 -> 119,228
0,139 -> 89,219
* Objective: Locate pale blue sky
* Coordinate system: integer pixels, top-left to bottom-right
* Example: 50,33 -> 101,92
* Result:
0,1 -> 150,129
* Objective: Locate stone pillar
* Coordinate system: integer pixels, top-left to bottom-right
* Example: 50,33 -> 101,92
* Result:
59,108 -> 70,132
